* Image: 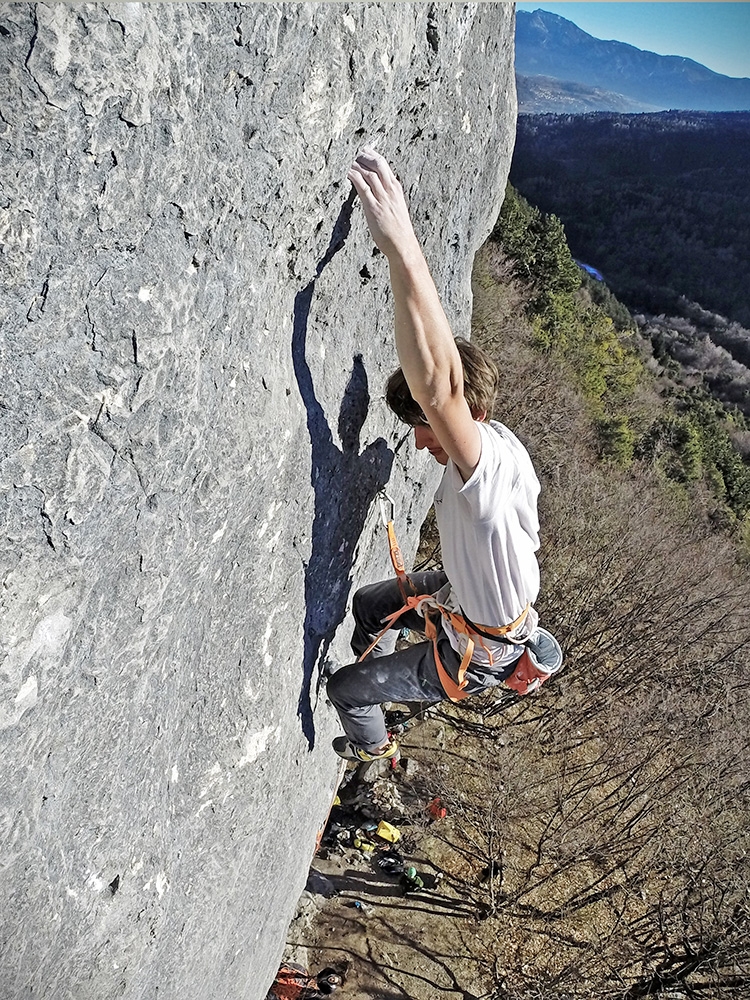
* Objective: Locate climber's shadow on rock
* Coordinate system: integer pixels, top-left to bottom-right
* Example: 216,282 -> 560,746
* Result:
292,193 -> 394,750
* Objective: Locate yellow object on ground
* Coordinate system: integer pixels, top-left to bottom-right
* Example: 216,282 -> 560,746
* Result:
376,820 -> 401,843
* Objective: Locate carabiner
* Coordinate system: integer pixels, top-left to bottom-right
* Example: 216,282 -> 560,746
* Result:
378,488 -> 396,527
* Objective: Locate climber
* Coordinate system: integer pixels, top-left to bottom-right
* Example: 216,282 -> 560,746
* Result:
265,961 -> 344,1000
325,147 -> 562,763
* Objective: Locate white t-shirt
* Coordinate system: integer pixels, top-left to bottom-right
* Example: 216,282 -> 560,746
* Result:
433,420 -> 541,669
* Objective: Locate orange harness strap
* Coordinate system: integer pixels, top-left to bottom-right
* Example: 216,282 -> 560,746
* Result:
386,519 -> 411,601
358,593 -> 531,704
371,491 -> 531,703
356,594 -> 472,701
425,604 -> 473,702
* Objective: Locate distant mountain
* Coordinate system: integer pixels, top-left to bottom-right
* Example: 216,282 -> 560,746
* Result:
516,9 -> 750,112
517,74 -> 659,115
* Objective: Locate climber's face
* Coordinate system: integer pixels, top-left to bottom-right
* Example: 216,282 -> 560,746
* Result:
412,406 -> 487,468
413,423 -> 449,465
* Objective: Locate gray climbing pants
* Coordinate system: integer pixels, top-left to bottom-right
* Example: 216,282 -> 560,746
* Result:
326,571 -> 524,752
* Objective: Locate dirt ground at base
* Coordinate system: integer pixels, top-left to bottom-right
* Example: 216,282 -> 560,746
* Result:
279,709 -> 511,1000
274,674 -> 643,1000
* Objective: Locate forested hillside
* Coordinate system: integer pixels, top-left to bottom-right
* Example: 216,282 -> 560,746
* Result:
516,73 -> 658,115
510,111 -> 750,327
495,186 -> 750,539
447,192 -> 750,997
465,186 -> 750,997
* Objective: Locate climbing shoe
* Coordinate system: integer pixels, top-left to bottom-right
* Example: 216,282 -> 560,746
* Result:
332,736 -> 400,763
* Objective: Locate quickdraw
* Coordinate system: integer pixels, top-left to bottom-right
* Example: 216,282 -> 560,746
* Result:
378,490 -> 412,601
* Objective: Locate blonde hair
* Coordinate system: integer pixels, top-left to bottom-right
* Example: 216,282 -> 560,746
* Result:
385,338 -> 498,424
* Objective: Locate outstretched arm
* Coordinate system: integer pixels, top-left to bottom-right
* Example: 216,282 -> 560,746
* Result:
348,148 -> 482,481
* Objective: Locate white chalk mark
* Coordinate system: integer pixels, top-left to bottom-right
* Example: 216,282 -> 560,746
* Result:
1,612 -> 71,729
86,873 -> 104,892
15,675 -> 38,710
237,725 -> 277,767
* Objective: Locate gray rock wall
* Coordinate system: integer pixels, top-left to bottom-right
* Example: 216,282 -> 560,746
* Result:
0,4 -> 516,998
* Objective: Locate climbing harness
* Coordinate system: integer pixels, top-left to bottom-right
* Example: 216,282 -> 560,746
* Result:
364,490 -> 559,701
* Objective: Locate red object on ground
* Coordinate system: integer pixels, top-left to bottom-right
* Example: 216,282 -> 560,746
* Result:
427,796 -> 447,820
266,963 -> 317,1000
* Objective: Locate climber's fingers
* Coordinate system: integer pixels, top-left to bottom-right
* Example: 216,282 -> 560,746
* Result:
356,146 -> 399,188
347,161 -> 383,208
348,148 -> 415,256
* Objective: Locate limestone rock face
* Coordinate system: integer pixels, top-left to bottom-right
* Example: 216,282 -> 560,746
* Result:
0,4 -> 516,998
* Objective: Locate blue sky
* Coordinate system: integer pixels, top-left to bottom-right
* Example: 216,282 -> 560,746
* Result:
515,3 -> 750,79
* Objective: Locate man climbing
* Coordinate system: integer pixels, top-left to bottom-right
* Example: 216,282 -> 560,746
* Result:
326,148 -> 561,762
